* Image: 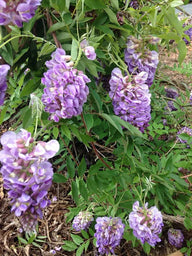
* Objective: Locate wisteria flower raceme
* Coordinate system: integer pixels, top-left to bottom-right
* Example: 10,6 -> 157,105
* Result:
41,48 -> 90,122
0,129 -> 60,233
168,228 -> 184,248
124,36 -> 159,87
0,64 -> 10,106
0,0 -> 42,27
109,68 -> 151,132
94,216 -> 125,255
80,39 -> 96,60
177,126 -> 192,145
72,211 -> 93,231
129,201 -> 163,246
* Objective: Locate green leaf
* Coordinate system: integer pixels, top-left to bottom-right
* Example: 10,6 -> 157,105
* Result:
62,241 -> 78,252
111,0 -> 119,9
53,173 -> 68,183
71,234 -> 84,245
170,0 -> 183,7
84,239 -> 90,251
39,42 -> 55,57
81,230 -> 89,239
184,217 -> 192,230
20,77 -> 41,97
67,156 -> 76,178
27,233 -> 36,244
78,158 -> 87,177
47,22 -> 66,33
0,106 -> 8,125
100,113 -> 123,136
165,7 -> 183,36
18,237 -> 28,245
79,179 -> 88,201
143,242 -> 151,254
83,114 -> 94,132
85,0 -> 106,9
177,39 -> 187,64
52,127 -> 59,139
104,7 -> 119,25
61,125 -> 71,140
71,39 -> 79,61
22,108 -> 33,129
72,180 -> 79,204
76,243 -> 85,256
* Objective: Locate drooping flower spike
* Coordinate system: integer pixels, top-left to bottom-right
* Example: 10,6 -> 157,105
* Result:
109,68 -> 151,132
0,129 -> 59,233
41,48 -> 90,122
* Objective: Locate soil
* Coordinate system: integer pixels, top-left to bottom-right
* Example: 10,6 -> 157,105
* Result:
1,44 -> 192,256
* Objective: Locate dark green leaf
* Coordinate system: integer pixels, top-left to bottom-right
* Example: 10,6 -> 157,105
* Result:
53,173 -> 68,183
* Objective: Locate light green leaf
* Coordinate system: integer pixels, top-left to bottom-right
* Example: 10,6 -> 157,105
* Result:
170,0 -> 183,7
85,0 -> 106,9
71,39 -> 79,61
104,7 -> 119,25
62,241 -> 78,251
71,234 -> 84,245
177,39 -> 187,64
100,113 -> 123,136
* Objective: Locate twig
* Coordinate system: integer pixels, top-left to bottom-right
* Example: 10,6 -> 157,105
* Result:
81,114 -> 113,170
45,10 -> 62,48
162,213 -> 184,225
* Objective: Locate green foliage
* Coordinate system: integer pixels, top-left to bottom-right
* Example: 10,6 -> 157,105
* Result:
1,0 -> 192,254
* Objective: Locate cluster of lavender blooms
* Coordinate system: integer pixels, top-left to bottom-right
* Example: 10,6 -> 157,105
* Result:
80,39 -> 96,60
41,48 -> 90,122
109,68 -> 151,132
177,126 -> 192,144
0,0 -> 42,27
168,228 -> 184,248
94,217 -> 125,255
129,201 -> 163,246
0,64 -> 10,106
124,36 -> 159,87
177,14 -> 192,45
165,87 -> 179,111
128,0 -> 139,9
72,211 -> 93,231
0,129 -> 59,233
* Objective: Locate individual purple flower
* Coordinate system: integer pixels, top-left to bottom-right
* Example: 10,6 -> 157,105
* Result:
177,126 -> 192,144
94,216 -> 125,255
0,129 -> 60,234
41,48 -> 90,122
109,68 -> 151,132
80,39 -> 96,60
165,87 -> 179,111
0,0 -> 42,27
72,211 -> 93,231
0,64 -> 10,106
168,228 -> 184,248
128,0 -> 139,9
129,201 -> 163,247
124,36 -> 159,87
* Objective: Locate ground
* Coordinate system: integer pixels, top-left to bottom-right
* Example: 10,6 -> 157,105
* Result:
1,44 -> 192,256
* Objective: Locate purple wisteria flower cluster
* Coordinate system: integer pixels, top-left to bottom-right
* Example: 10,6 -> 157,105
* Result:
109,68 -> 151,132
129,201 -> 163,246
168,228 -> 184,248
165,87 -> 179,111
80,39 -> 96,60
0,129 -> 59,233
0,64 -> 10,106
94,217 -> 125,255
72,211 -> 93,231
41,48 -> 90,122
0,0 -> 42,27
124,36 -> 159,87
